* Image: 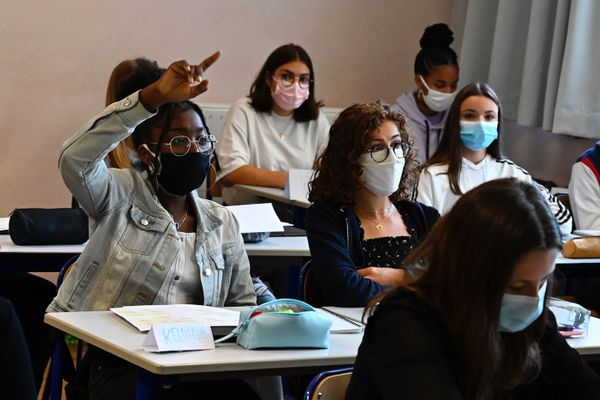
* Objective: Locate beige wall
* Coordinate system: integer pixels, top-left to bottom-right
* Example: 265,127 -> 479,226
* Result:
0,0 -> 452,215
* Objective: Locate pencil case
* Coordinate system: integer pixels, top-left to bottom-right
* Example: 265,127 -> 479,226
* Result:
562,237 -> 600,258
9,208 -> 89,245
234,298 -> 332,349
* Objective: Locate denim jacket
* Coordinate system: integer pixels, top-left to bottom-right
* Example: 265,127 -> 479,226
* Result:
48,91 -> 256,312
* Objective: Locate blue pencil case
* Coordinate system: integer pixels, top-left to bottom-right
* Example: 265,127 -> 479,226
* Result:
235,298 -> 332,349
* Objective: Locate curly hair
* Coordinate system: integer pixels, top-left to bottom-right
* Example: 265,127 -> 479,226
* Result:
308,102 -> 418,204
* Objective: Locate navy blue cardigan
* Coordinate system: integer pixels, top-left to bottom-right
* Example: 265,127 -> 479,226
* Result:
305,200 -> 439,307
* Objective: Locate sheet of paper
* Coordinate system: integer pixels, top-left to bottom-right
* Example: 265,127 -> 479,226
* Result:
283,169 -> 314,202
226,203 -> 284,233
0,217 -> 9,232
110,304 -> 240,332
142,322 -> 215,352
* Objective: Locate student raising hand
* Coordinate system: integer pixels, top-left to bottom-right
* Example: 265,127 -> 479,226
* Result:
140,51 -> 221,110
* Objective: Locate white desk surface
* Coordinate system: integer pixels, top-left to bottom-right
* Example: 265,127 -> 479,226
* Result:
0,235 -> 85,254
244,236 -> 309,257
0,234 -> 309,258
234,184 -> 311,209
45,309 -> 362,376
556,253 -> 600,264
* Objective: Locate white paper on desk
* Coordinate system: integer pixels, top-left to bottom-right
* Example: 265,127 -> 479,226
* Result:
110,304 -> 240,332
142,322 -> 215,352
0,217 -> 9,232
283,169 -> 314,202
225,203 -> 284,233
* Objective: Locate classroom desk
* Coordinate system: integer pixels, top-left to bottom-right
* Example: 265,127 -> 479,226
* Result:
45,308 -> 362,399
0,234 -> 309,272
233,184 -> 311,209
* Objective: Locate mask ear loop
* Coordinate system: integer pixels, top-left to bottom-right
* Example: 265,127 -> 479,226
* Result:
197,159 -> 218,199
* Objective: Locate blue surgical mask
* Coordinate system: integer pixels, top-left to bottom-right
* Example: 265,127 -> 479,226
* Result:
459,121 -> 498,151
499,282 -> 547,333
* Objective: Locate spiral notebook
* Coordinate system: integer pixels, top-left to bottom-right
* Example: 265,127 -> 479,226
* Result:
316,307 -> 364,334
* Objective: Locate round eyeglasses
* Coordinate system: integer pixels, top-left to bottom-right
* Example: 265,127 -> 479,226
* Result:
272,72 -> 312,89
365,142 -> 409,163
149,134 -> 217,157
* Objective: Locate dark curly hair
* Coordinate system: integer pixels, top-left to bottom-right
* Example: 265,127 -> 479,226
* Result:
308,102 -> 418,204
249,43 -> 323,122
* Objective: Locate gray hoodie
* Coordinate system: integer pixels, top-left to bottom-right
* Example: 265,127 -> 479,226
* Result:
391,91 -> 448,165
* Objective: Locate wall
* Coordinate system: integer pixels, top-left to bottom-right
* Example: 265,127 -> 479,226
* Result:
502,121 -> 595,188
0,0 -> 452,215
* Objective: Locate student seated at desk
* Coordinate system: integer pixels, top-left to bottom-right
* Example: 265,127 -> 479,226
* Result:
569,140 -> 600,230
347,178 -> 600,400
216,43 -> 330,205
0,272 -> 55,392
47,53 -> 263,400
305,102 -> 439,307
391,23 -> 459,165
416,82 -> 572,236
0,296 -> 37,400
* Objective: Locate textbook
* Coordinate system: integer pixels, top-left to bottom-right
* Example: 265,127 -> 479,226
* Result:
317,307 -> 365,334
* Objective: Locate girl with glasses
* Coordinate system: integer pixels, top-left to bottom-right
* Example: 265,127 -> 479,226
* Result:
48,53 -> 262,399
305,102 -> 439,307
347,178 -> 600,399
416,82 -> 572,236
216,43 -> 330,205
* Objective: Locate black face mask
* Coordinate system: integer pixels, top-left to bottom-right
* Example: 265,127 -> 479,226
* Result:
155,152 -> 210,196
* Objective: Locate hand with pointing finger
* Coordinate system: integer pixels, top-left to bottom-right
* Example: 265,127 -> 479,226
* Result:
140,51 -> 221,111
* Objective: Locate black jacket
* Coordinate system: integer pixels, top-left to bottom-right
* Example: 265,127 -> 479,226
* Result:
305,200 -> 439,307
347,290 -> 600,399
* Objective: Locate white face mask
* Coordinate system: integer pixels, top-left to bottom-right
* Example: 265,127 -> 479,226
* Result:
419,75 -> 456,112
360,150 -> 405,197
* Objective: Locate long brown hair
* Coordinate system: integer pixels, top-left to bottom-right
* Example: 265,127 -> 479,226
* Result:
249,43 -> 323,122
105,58 -> 163,169
375,178 -> 562,399
308,102 -> 418,204
426,83 -> 504,194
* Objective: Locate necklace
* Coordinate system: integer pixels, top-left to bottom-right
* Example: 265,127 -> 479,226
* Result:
357,203 -> 392,231
172,211 -> 188,230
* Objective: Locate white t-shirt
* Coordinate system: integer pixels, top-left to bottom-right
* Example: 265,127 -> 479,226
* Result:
569,161 -> 600,230
216,97 -> 330,204
417,154 -> 572,235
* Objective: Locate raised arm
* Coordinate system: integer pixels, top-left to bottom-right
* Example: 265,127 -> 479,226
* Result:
59,53 -> 220,218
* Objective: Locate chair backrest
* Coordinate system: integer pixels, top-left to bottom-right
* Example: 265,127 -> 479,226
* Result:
304,367 -> 353,400
56,255 -> 79,288
298,260 -> 324,307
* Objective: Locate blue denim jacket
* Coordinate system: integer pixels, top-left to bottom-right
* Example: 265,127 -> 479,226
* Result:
48,91 -> 256,312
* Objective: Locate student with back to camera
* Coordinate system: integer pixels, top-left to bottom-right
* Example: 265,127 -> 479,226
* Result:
391,23 -> 459,165
216,43 -> 330,205
305,102 -> 439,307
347,178 -> 600,399
416,82 -> 572,235
47,52 -> 264,399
